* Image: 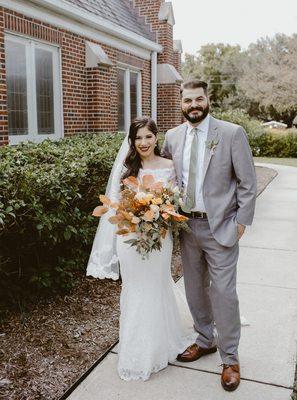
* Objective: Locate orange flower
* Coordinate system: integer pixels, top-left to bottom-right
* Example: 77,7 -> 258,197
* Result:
108,214 -> 124,224
99,195 -> 111,206
92,205 -> 108,217
151,181 -> 164,192
143,209 -> 154,222
119,210 -> 133,221
116,228 -> 130,235
123,176 -> 139,189
160,227 -> 167,238
131,216 -> 141,224
151,197 -> 162,205
130,224 -> 137,233
110,201 -> 119,210
162,204 -> 175,212
166,210 -> 188,222
141,174 -> 155,190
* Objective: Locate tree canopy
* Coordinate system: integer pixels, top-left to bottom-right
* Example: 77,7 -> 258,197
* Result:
182,34 -> 297,125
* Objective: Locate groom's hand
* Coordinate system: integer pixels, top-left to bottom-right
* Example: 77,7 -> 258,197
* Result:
237,223 -> 246,240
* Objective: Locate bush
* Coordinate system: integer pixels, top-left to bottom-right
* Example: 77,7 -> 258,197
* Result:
213,109 -> 297,157
249,133 -> 297,157
0,133 -> 124,310
212,109 -> 266,137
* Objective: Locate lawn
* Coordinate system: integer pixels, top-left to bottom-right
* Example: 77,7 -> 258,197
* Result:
254,157 -> 297,167
264,128 -> 297,136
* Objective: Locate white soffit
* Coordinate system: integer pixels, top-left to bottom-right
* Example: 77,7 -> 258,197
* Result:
157,64 -> 183,84
85,41 -> 113,67
158,2 -> 175,26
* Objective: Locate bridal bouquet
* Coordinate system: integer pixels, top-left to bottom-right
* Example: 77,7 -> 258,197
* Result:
92,174 -> 189,259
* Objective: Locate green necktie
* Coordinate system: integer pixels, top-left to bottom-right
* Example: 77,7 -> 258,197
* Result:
182,127 -> 198,212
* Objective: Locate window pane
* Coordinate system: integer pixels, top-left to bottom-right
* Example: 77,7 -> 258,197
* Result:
35,48 -> 54,135
130,72 -> 137,122
6,40 -> 28,135
117,69 -> 125,131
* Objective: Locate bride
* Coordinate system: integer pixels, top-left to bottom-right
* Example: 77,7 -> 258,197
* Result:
86,116 -> 195,381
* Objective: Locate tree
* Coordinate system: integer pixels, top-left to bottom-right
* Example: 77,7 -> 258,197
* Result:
182,43 -> 244,107
181,34 -> 297,125
238,34 -> 297,124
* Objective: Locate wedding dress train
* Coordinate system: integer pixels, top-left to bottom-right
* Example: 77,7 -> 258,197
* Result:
116,167 -> 195,381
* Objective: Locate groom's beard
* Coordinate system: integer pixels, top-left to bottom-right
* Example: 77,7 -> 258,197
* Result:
182,104 -> 210,124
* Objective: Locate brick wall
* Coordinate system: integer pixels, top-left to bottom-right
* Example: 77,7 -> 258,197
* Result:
157,83 -> 183,133
173,51 -> 181,75
1,1 -> 182,144
134,0 -> 182,132
0,7 -> 152,144
133,0 -> 174,65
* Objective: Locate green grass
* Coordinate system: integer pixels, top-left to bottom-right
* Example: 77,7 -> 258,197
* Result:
254,157 -> 297,167
264,128 -> 297,136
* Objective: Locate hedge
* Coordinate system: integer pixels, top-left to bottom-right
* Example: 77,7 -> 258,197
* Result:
212,109 -> 266,137
213,109 -> 297,157
0,133 -> 124,310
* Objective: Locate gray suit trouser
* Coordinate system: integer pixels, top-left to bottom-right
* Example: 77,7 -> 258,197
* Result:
180,217 -> 240,365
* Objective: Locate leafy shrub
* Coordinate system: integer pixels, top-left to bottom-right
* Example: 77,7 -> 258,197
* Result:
249,133 -> 297,157
213,109 -> 297,157
212,109 -> 266,137
0,133 -> 124,310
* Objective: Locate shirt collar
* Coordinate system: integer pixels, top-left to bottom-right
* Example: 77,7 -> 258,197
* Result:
186,113 -> 210,135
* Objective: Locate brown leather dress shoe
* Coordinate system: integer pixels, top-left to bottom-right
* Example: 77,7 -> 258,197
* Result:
176,343 -> 217,362
221,364 -> 240,391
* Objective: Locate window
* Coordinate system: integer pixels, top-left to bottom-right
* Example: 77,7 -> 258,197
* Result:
5,34 -> 62,144
117,67 -> 141,132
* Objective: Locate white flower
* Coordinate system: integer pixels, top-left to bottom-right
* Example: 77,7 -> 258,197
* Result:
173,186 -> 180,194
150,204 -> 160,220
135,191 -> 147,201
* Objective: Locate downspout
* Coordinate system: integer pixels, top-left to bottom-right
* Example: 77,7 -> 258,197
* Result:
151,51 -> 157,122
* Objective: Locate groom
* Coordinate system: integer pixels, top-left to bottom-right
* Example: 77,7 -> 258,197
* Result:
162,79 -> 257,391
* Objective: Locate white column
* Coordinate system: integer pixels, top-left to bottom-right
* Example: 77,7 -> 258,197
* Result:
151,51 -> 157,122
137,71 -> 142,117
124,69 -> 131,133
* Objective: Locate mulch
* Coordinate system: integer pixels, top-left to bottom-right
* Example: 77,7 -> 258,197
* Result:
0,166 -> 278,400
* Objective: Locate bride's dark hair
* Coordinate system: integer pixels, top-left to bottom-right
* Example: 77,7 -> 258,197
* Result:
122,116 -> 161,180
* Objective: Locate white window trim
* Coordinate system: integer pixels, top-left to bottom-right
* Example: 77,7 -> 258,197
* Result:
5,33 -> 63,145
118,65 -> 142,132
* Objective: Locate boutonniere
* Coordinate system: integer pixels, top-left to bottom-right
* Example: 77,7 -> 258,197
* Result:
206,136 -> 220,156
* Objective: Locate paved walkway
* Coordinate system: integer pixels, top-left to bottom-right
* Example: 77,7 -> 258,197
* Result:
67,164 -> 297,400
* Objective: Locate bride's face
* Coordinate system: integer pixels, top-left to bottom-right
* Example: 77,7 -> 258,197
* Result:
134,127 -> 157,158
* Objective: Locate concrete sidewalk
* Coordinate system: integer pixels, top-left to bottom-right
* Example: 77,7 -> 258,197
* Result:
67,163 -> 297,400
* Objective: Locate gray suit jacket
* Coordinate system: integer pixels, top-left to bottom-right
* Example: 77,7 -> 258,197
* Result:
162,115 -> 257,247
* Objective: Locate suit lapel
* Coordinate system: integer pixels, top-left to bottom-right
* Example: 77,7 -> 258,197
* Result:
201,116 -> 219,184
174,123 -> 188,188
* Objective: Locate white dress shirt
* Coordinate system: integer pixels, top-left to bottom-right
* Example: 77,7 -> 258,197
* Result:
182,114 -> 210,212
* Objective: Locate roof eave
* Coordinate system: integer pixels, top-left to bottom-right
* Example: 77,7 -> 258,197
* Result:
29,0 -> 163,53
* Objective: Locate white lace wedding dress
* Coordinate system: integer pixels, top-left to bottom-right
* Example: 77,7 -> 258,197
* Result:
116,166 -> 195,381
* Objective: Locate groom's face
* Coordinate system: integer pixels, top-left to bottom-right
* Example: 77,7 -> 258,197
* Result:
181,87 -> 209,124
